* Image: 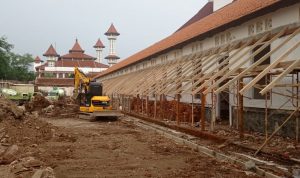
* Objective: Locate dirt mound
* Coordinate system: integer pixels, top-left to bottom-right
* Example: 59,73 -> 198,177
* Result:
0,97 -> 56,165
42,97 -> 79,118
25,95 -> 51,112
0,97 -> 24,120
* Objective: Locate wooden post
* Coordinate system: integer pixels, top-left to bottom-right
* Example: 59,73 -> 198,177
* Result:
191,94 -> 194,126
128,96 -> 131,113
146,96 -> 149,116
211,89 -> 216,131
176,94 -> 180,125
201,89 -> 206,131
159,95 -> 162,119
141,95 -> 144,115
154,94 -> 157,119
296,72 -> 299,144
238,79 -> 244,139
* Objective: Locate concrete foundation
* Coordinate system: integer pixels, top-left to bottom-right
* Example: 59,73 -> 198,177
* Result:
232,107 -> 299,138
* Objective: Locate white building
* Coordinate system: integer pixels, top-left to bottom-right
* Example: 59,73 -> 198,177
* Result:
94,0 -> 300,138
35,39 -> 109,96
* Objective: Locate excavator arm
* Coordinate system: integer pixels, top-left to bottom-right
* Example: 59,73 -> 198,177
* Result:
73,67 -> 91,99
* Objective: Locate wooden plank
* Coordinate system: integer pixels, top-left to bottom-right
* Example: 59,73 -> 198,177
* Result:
260,58 -> 300,95
241,39 -> 300,94
215,28 -> 290,94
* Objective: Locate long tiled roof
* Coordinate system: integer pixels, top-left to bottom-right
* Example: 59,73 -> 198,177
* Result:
60,53 -> 95,60
55,60 -> 109,68
36,60 -> 109,70
35,78 -> 74,86
94,0 -> 285,79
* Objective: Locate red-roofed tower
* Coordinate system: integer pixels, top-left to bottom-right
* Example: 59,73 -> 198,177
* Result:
43,44 -> 59,67
93,38 -> 105,64
105,23 -> 120,67
34,56 -> 43,71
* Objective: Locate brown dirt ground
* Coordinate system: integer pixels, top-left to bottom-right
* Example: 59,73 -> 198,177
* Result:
31,117 -> 259,178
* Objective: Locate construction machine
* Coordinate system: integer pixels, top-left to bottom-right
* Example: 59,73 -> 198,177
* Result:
0,88 -> 31,105
73,67 -> 122,120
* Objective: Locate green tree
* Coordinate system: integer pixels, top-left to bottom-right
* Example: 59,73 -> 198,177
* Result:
0,37 -> 35,81
0,37 -> 13,79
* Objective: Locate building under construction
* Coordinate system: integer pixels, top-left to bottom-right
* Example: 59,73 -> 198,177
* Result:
94,0 -> 300,143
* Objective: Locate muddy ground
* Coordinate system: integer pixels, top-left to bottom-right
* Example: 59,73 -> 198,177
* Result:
9,116 -> 259,178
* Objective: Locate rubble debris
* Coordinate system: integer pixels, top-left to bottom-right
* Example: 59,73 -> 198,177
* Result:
41,97 -> 78,118
245,160 -> 256,171
0,145 -> 18,164
9,156 -> 55,178
0,97 -> 24,120
25,95 -> 51,113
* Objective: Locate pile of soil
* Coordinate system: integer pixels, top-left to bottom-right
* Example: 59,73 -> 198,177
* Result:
43,97 -> 79,118
0,97 -> 57,177
0,96 -> 54,147
25,95 -> 51,112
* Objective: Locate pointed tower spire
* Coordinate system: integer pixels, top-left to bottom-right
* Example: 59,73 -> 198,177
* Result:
43,44 -> 59,57
105,23 -> 120,67
43,44 -> 59,67
70,39 -> 84,53
94,39 -> 105,64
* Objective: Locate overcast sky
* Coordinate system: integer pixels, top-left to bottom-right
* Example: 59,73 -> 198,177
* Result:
0,0 -> 206,64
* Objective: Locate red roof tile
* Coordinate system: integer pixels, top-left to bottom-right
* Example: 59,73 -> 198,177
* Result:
55,60 -> 109,68
176,1 -> 213,32
94,0 -> 286,79
43,44 -> 59,57
35,60 -> 109,69
34,56 -> 42,63
105,23 -> 120,36
36,78 -> 74,86
69,39 -> 84,53
93,39 -> 105,48
60,53 -> 95,60
105,54 -> 120,59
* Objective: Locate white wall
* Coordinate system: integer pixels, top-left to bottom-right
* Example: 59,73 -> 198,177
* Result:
213,0 -> 233,11
98,2 -> 300,112
45,66 -> 106,73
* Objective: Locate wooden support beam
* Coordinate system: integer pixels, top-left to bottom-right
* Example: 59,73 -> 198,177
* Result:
241,38 -> 300,95
238,79 -> 244,139
201,31 -> 280,95
154,94 -> 157,119
260,58 -> 300,95
201,89 -> 206,131
176,94 -> 180,125
191,94 -> 194,126
192,41 -> 250,95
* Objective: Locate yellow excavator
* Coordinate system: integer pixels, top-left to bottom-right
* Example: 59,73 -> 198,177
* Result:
73,67 -> 122,120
